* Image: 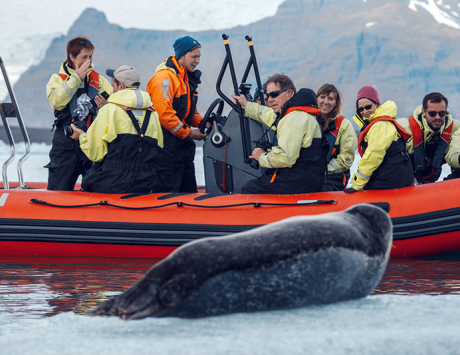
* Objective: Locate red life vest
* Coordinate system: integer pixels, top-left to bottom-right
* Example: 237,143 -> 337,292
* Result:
330,115 -> 345,137
325,115 -> 345,161
408,115 -> 453,177
59,70 -> 100,91
59,70 -> 100,127
358,116 -> 411,157
283,106 -> 321,117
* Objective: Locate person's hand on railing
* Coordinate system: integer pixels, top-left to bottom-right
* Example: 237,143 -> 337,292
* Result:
232,94 -> 248,110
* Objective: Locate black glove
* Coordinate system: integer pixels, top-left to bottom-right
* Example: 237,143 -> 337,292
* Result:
199,118 -> 206,133
343,187 -> 358,194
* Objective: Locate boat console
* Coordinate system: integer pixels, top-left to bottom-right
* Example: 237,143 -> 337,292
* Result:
202,35 -> 274,194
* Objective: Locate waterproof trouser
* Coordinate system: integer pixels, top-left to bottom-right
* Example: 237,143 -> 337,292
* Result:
241,166 -> 324,194
322,170 -> 350,191
157,129 -> 198,193
241,160 -> 325,195
44,128 -> 91,191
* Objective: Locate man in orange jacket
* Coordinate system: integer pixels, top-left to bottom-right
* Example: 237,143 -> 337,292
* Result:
147,36 -> 207,192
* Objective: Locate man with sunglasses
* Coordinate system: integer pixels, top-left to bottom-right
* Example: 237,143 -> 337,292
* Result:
397,92 -> 460,184
232,73 -> 326,194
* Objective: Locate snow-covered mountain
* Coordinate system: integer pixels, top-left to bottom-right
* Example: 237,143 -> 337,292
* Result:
408,0 -> 460,29
6,0 -> 460,128
0,0 -> 284,99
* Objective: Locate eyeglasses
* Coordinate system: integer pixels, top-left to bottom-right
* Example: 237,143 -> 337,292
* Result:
266,89 -> 287,99
78,40 -> 92,45
358,104 -> 374,112
427,111 -> 447,118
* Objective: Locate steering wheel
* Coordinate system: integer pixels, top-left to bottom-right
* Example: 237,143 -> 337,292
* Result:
200,98 -> 224,134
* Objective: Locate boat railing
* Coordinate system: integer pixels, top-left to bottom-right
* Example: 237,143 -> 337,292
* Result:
0,56 -> 31,190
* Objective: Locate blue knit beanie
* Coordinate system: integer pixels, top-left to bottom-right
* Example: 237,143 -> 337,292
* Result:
173,36 -> 201,59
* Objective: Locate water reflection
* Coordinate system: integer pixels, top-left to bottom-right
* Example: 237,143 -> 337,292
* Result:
0,256 -> 160,325
1,256 -> 460,326
373,259 -> 460,295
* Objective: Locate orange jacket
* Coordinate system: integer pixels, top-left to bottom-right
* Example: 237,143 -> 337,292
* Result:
146,56 -> 203,139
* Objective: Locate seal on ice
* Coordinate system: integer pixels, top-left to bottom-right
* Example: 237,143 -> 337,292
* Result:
90,203 -> 392,319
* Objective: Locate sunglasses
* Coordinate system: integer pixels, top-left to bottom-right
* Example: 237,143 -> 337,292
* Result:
266,89 -> 287,99
427,111 -> 447,118
78,40 -> 92,45
358,104 -> 374,112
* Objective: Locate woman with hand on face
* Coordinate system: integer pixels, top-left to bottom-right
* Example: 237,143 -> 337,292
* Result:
232,73 -> 326,194
316,84 -> 357,191
45,36 -> 113,191
345,86 -> 414,193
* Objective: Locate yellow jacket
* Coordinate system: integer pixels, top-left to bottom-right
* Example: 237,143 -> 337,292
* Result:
446,128 -> 460,168
79,88 -> 163,162
46,61 -> 112,111
244,102 -> 323,169
326,115 -> 357,174
351,100 -> 401,190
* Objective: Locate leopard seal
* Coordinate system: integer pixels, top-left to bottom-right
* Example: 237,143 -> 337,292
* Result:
90,203 -> 392,319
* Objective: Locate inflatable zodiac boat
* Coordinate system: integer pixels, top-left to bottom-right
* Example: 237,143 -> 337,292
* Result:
1,179 -> 460,259
1,37 -> 460,260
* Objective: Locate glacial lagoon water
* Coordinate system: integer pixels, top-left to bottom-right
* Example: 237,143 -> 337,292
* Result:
1,142 -> 460,354
1,257 -> 460,355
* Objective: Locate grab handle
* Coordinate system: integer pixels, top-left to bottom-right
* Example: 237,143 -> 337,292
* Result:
0,56 -> 31,189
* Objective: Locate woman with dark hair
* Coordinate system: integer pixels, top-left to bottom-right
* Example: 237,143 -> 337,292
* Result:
345,86 -> 414,192
232,73 -> 326,194
316,84 -> 357,191
45,36 -> 112,191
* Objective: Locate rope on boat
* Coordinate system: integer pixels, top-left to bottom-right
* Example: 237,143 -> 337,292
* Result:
29,198 -> 337,210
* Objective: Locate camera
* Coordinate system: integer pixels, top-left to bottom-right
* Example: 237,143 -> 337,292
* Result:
255,139 -> 273,151
63,120 -> 88,136
250,139 -> 273,169
239,83 -> 252,101
90,91 -> 110,108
